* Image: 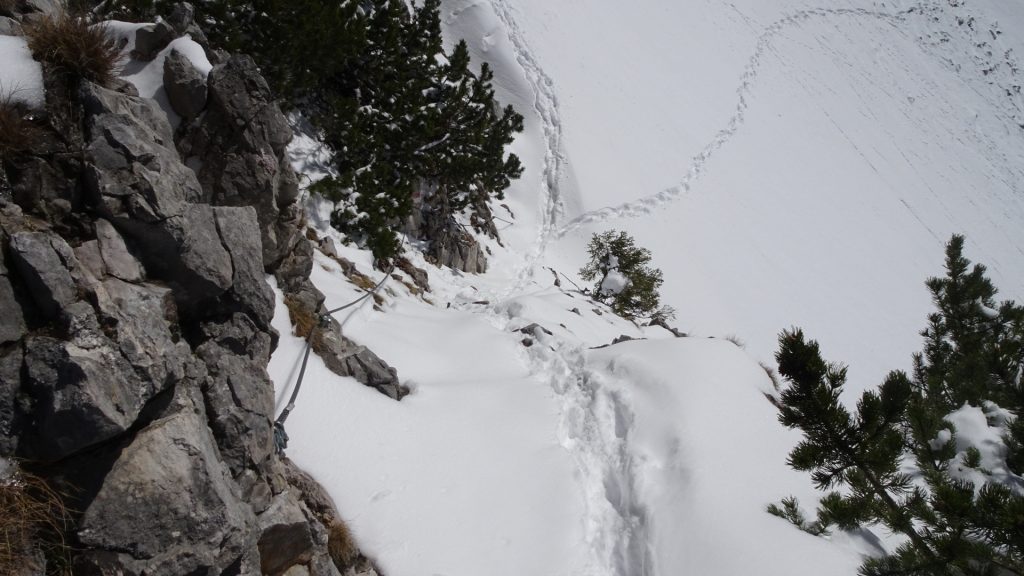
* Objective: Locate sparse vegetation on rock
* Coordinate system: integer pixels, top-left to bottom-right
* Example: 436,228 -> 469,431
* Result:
25,13 -> 121,86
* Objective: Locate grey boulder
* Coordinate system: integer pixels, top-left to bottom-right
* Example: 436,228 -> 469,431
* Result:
78,408 -> 256,575
313,324 -> 403,400
95,218 -> 145,282
0,250 -> 26,344
258,491 -> 316,576
93,277 -> 189,389
163,48 -> 207,119
23,335 -> 142,461
132,21 -> 174,60
8,231 -> 81,319
214,206 -> 275,327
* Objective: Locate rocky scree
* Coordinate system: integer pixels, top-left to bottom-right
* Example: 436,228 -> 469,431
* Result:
0,4 -> 393,574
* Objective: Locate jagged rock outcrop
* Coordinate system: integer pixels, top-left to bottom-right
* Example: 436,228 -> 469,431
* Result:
0,4 -> 385,574
405,200 -> 489,274
275,233 -> 403,400
78,406 -> 257,574
164,48 -> 208,119
180,52 -> 301,269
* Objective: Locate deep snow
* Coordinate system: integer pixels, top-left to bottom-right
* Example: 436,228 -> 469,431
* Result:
267,0 -> 1024,574
441,0 -> 1024,396
0,3 -> 1015,573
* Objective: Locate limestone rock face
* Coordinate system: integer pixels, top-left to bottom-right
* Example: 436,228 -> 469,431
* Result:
258,492 -> 317,576
0,5 -> 388,572
0,346 -> 23,456
83,82 -> 238,312
163,48 -> 207,119
184,54 -> 301,268
197,315 -> 276,477
78,409 -> 257,575
0,246 -> 26,344
93,277 -> 189,388
408,208 -> 488,273
313,323 -> 403,400
94,218 -> 144,282
23,334 -> 144,461
215,206 -> 276,328
8,232 -> 80,319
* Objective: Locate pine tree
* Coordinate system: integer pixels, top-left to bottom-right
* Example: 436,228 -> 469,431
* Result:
414,39 -> 523,238
772,236 -> 1024,576
579,230 -> 665,319
913,234 -> 1024,411
102,0 -> 525,262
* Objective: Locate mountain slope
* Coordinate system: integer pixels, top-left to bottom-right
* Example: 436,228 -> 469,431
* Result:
444,0 -> 1024,392
274,1 -> 1024,574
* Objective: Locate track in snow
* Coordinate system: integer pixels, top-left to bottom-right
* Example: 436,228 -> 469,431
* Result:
478,5 -> 919,576
552,7 -> 908,239
487,0 -> 567,293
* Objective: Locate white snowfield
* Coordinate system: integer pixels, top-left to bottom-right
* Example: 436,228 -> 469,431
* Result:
0,35 -> 45,108
272,0 -> 1024,575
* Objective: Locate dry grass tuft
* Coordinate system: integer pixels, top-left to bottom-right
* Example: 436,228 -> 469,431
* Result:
723,334 -> 746,349
283,294 -> 317,338
396,276 -> 423,297
349,270 -> 376,293
759,360 -> 782,392
0,466 -> 72,574
0,97 -> 42,158
25,13 -> 122,86
327,518 -> 359,570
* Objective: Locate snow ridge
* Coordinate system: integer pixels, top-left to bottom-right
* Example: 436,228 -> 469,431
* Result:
487,0 -> 567,292
553,7 -> 908,238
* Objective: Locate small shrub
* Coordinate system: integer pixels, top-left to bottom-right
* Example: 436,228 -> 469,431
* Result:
0,466 -> 72,574
580,230 -> 665,320
25,13 -> 121,86
0,98 -> 41,158
649,304 -> 677,323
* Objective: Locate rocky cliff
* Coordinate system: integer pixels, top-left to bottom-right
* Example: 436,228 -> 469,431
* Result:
0,2 -> 395,574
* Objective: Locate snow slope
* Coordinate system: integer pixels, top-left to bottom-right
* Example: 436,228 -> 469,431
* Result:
272,0 -> 1024,574
443,0 -> 1024,393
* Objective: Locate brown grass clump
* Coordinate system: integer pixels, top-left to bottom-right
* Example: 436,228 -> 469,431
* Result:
0,466 -> 72,574
25,13 -> 122,86
723,334 -> 746,349
0,98 -> 41,158
327,519 -> 359,571
759,360 -> 782,392
283,294 -> 317,338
